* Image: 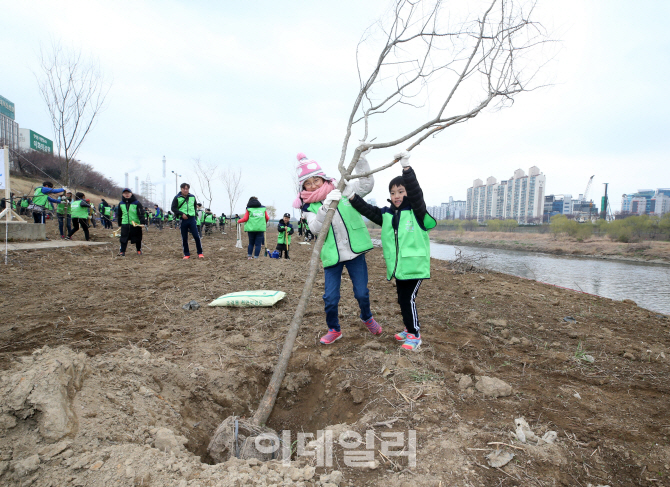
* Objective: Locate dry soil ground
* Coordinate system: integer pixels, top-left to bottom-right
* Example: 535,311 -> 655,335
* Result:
1,221 -> 669,486
428,230 -> 670,264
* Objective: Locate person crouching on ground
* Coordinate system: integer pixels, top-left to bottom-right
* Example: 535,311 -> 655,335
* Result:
348,152 -> 436,351
67,192 -> 92,241
171,182 -> 204,259
292,150 -> 381,345
276,213 -> 294,259
117,188 -> 146,256
238,197 -> 269,259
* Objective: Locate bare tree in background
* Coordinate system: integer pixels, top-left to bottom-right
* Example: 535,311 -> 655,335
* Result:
191,157 -> 218,210
36,40 -> 111,186
243,0 -> 551,431
220,167 -> 243,216
266,205 -> 277,221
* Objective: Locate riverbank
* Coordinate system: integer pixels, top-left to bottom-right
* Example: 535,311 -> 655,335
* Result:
426,229 -> 670,264
1,223 -> 669,486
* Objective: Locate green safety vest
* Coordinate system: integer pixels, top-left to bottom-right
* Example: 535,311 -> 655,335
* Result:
381,209 -> 436,280
120,202 -> 140,225
244,207 -> 266,232
176,195 -> 196,217
205,213 -> 215,223
278,226 -> 292,245
33,188 -> 49,207
56,200 -> 69,215
104,206 -> 111,216
70,200 -> 89,219
306,198 -> 373,268
21,199 -> 29,208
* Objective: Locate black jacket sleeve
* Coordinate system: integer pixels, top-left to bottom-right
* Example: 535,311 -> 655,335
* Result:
402,167 -> 428,227
136,202 -> 146,224
117,202 -> 123,226
170,195 -> 180,217
278,222 -> 295,235
350,194 -> 383,226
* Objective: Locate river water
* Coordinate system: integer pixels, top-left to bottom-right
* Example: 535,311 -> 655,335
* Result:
429,242 -> 670,315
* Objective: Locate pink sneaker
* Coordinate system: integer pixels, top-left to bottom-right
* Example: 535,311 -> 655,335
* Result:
320,329 -> 342,345
363,317 -> 382,335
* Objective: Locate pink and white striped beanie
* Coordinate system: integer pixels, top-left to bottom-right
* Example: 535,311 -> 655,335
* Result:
296,153 -> 332,185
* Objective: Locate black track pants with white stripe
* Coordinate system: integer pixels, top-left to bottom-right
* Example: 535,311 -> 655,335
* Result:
396,278 -> 423,337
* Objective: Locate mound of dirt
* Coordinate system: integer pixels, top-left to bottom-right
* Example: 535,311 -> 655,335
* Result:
0,345 -> 340,486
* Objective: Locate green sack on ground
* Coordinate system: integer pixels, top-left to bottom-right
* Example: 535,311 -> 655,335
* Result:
209,290 -> 286,307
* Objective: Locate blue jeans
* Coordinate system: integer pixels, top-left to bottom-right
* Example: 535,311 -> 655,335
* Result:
57,215 -> 72,236
180,216 -> 203,256
247,231 -> 264,257
323,254 -> 372,332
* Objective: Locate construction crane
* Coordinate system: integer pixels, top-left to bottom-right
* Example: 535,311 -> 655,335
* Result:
584,175 -> 594,221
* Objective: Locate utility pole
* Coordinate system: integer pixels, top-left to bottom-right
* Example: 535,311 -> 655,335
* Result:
162,156 -> 166,211
171,170 -> 181,195
125,172 -> 129,189
135,176 -> 139,195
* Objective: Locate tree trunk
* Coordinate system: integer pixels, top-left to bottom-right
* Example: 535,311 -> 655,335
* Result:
250,196 -> 340,426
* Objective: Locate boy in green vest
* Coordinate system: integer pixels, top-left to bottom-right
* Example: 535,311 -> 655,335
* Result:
32,182 -> 66,224
293,151 -> 381,344
348,152 -> 436,351
117,188 -> 146,256
276,213 -> 294,259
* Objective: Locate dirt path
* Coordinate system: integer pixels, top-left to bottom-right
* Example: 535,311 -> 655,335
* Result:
1,220 -> 669,486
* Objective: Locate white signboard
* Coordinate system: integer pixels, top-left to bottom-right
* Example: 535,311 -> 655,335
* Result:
0,148 -> 5,190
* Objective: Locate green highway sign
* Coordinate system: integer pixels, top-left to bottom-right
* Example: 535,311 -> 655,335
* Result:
0,94 -> 15,120
29,130 -> 53,154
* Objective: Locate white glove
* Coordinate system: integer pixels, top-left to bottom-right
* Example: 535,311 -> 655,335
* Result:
342,180 -> 356,199
394,151 -> 411,168
323,189 -> 342,206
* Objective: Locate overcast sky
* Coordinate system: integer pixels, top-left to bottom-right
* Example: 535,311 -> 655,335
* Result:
1,0 -> 668,215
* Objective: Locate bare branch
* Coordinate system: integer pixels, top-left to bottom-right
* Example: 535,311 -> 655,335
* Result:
35,39 -> 111,186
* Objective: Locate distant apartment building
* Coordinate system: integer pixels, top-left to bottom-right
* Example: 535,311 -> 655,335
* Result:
448,197 -> 466,220
466,167 -> 546,223
621,189 -> 670,216
426,203 -> 449,221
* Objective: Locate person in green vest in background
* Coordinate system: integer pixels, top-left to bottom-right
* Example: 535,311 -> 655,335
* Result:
171,182 -> 204,259
20,196 -> 31,215
67,192 -> 91,241
276,213 -> 294,259
100,199 -> 112,229
237,197 -> 269,259
56,191 -> 72,239
348,152 -> 436,351
201,209 -> 214,236
117,188 -> 146,256
219,213 -> 226,234
293,151 -> 381,345
32,181 -> 66,224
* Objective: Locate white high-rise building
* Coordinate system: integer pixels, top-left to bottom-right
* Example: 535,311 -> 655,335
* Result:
466,167 -> 546,223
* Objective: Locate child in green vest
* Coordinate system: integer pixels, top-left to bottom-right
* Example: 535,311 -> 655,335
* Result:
348,152 -> 436,351
293,151 -> 381,344
276,213 -> 294,259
